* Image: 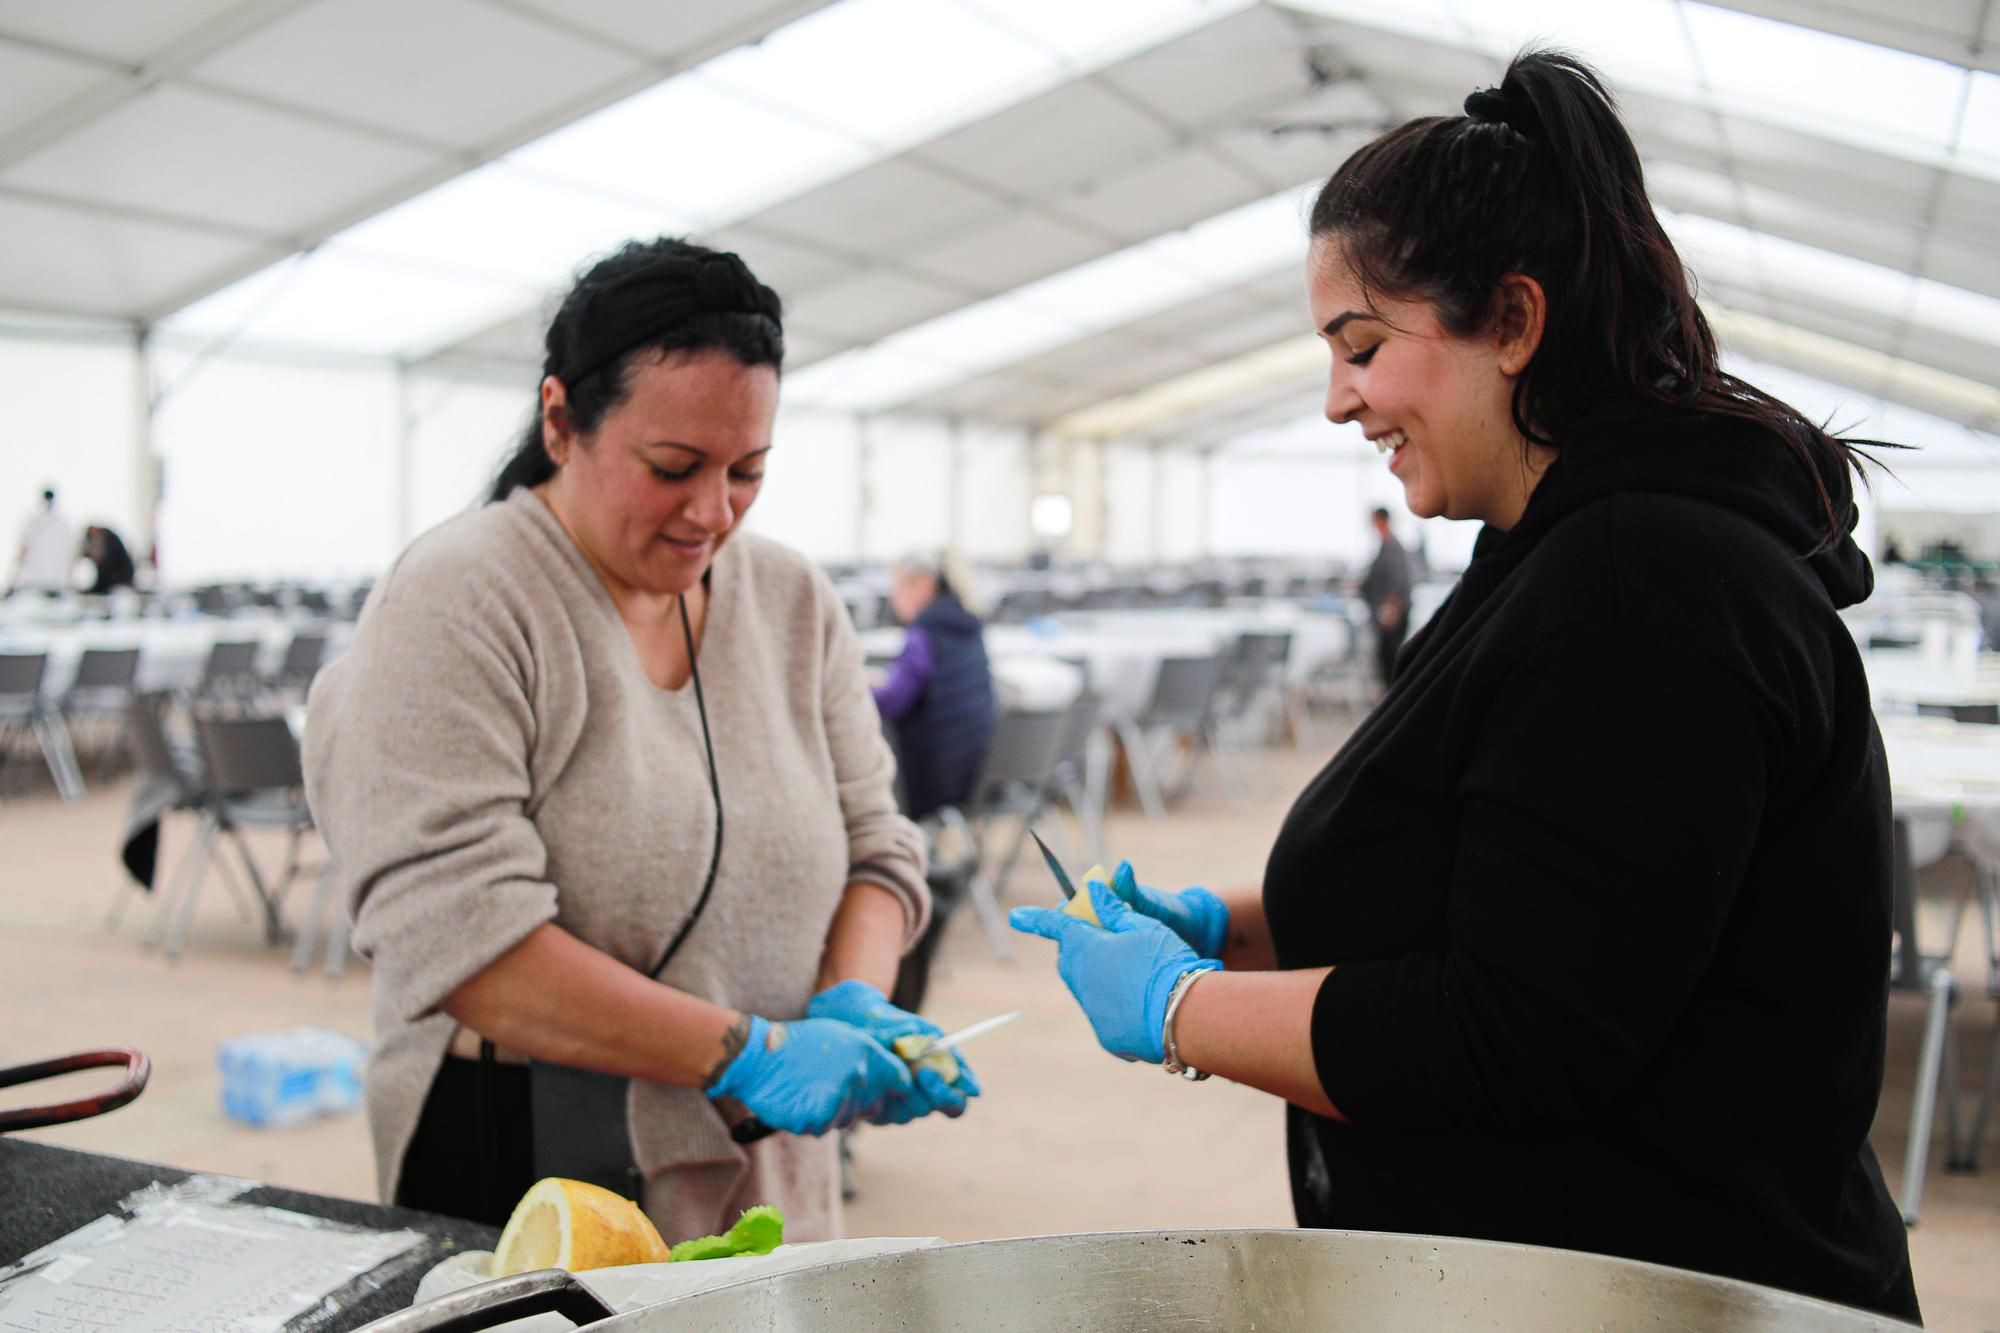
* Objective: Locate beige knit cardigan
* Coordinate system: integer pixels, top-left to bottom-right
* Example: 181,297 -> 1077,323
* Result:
302,488 -> 927,1242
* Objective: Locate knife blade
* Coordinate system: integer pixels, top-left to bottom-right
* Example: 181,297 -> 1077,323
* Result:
1029,827 -> 1077,901
898,1009 -> 1021,1062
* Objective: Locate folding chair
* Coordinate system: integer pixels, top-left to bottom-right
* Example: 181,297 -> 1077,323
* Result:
0,652 -> 84,801
117,693 -> 259,938
276,631 -> 327,696
1113,654 -> 1232,822
194,640 -> 261,704
145,713 -> 314,961
952,704 -> 1070,961
63,647 -> 140,779
1888,816 -> 1972,1225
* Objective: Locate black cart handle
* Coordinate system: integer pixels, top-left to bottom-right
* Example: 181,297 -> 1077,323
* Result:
0,1048 -> 151,1132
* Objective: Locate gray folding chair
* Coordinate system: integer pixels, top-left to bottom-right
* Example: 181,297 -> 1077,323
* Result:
1040,688 -> 1107,867
1113,654 -> 1233,822
1916,702 -> 2000,726
1888,815 -> 1971,1225
63,647 -> 140,779
1956,858 -> 2000,1174
1214,630 -> 1296,753
145,713 -> 315,961
195,640 -> 261,703
116,693 -> 260,938
0,651 -> 84,802
953,704 -> 1070,961
276,631 -> 327,696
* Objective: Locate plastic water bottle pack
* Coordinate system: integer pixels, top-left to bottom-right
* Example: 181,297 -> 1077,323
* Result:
218,1027 -> 367,1128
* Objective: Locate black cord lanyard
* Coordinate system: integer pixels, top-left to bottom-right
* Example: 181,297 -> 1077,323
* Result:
648,590 -> 724,978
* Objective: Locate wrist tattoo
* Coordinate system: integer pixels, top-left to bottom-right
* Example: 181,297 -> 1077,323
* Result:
703,1014 -> 753,1090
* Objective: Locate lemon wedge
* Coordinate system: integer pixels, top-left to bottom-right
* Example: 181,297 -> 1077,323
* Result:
893,1033 -> 961,1083
491,1177 -> 670,1277
1061,863 -> 1112,925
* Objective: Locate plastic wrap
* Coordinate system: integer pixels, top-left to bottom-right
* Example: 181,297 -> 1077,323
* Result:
0,1173 -> 430,1332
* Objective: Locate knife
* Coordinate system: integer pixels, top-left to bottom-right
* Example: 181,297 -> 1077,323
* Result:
729,1010 -> 1022,1144
1029,827 -> 1077,901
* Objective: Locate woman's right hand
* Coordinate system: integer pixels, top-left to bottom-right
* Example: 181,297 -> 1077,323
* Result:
1107,861 -> 1230,961
704,1014 -> 912,1136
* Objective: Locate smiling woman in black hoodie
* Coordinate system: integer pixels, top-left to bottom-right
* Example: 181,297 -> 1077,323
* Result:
1012,49 -> 1919,1322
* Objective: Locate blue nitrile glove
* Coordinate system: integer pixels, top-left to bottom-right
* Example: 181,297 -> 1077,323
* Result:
1106,860 -> 1230,961
705,1014 -> 914,1136
806,979 -> 981,1123
1010,877 -> 1223,1064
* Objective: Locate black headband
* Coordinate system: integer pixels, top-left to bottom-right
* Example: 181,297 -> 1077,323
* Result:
1464,85 -> 1541,138
557,249 -> 779,389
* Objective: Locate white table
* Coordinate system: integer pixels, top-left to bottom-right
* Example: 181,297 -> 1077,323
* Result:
1881,715 -> 2000,870
0,615 -> 351,700
1864,649 -> 2000,714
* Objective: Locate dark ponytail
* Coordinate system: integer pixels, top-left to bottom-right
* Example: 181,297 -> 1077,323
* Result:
489,238 -> 784,502
1310,48 -> 1871,546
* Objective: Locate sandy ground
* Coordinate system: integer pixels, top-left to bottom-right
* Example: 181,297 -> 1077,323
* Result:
2,731 -> 1995,1329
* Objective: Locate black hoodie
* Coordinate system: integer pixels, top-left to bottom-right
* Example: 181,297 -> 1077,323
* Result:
1264,409 -> 1919,1320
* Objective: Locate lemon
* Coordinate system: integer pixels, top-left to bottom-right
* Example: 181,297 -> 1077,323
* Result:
1060,863 -> 1112,925
893,1033 -> 961,1083
491,1177 -> 670,1277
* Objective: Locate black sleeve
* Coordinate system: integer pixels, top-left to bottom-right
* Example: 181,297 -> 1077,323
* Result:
1310,622 -> 1776,1129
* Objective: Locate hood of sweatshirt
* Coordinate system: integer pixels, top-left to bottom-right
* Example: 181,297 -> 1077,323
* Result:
1491,406 -> 1875,609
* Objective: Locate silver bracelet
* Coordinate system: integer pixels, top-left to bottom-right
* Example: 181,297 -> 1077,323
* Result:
1161,968 -> 1213,1081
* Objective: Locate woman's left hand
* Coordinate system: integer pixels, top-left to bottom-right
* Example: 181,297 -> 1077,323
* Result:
806,980 -> 980,1123
1011,878 -> 1223,1063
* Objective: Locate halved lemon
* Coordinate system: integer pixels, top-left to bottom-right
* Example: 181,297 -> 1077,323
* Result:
491,1177 -> 670,1277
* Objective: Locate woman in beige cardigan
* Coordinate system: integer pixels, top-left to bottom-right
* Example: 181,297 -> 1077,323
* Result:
304,239 -> 972,1243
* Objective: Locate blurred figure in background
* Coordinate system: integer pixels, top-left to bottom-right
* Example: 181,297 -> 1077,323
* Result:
82,524 -> 136,594
1358,506 -> 1411,688
8,487 -> 73,596
872,549 -> 995,822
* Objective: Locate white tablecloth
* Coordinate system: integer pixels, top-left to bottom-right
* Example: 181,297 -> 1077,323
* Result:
1881,715 -> 2000,869
1863,649 -> 2000,712
862,605 -> 1353,724
0,614 -> 351,699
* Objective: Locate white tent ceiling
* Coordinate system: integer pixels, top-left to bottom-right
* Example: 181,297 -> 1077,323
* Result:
2,0 -> 1996,441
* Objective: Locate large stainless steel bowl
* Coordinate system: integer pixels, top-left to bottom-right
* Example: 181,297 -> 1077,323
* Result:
360,1229 -> 1914,1331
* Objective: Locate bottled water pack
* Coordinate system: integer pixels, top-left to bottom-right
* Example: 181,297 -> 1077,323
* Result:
218,1027 -> 367,1128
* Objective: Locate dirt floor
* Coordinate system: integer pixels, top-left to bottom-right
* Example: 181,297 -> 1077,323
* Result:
2,734 -> 1995,1329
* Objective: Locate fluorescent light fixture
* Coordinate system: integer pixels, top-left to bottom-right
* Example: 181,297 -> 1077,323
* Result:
1284,0 -> 1990,181
164,0 -> 1251,358
785,185 -> 1314,411
1051,336 -> 1325,439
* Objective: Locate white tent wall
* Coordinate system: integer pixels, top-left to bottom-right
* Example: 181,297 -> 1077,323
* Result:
954,422 -> 1034,561
150,348 -> 399,585
1102,442 -> 1159,563
405,372 -> 530,540
858,414 -> 953,562
745,407 -> 863,561
0,329 -> 147,572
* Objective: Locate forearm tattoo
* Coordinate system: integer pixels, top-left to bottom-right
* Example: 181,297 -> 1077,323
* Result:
703,1014 -> 753,1090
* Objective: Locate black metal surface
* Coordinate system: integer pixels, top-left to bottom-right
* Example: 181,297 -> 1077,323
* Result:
0,1137 -> 498,1330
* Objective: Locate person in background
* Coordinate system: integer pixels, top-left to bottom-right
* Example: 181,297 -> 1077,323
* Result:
1014,50 -> 1917,1321
9,488 -> 73,596
82,524 -> 137,594
1358,506 -> 1411,687
1879,534 -> 1905,565
305,239 -> 976,1244
872,550 -> 996,821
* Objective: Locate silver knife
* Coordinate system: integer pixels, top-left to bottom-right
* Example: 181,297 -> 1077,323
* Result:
1029,827 -> 1077,901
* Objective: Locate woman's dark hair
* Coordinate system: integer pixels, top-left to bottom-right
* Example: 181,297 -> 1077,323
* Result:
490,237 -> 784,501
1310,48 -> 1871,544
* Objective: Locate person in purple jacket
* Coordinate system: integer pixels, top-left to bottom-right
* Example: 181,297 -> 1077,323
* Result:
872,551 -> 996,821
